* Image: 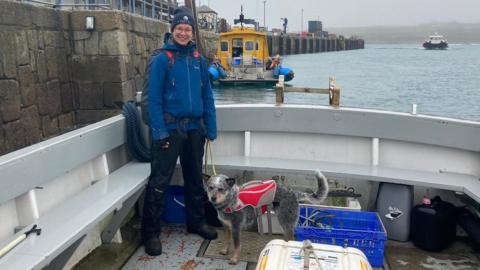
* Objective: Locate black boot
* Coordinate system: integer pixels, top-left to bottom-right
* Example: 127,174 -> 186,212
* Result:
144,234 -> 162,256
187,223 -> 218,240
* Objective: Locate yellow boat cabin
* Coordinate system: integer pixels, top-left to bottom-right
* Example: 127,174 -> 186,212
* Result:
216,26 -> 270,71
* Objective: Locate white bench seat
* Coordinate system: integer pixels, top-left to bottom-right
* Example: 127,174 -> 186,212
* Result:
212,155 -> 480,203
0,162 -> 149,270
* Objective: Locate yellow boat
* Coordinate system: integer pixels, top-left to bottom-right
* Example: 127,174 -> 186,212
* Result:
209,11 -> 294,84
217,26 -> 269,72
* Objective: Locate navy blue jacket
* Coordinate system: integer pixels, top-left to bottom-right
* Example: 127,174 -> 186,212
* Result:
148,34 -> 217,141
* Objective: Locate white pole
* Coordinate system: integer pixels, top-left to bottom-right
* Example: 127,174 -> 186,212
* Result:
301,8 -> 304,33
244,131 -> 251,157
0,235 -> 26,258
263,0 -> 266,30
412,103 -> 418,115
372,138 -> 379,166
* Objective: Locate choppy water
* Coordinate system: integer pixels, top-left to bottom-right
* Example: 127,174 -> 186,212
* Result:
213,44 -> 480,121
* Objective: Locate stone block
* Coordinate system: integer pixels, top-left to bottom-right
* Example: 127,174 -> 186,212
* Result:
36,84 -> 49,115
152,20 -> 170,36
103,82 -> 123,108
27,30 -> 39,51
58,112 -> 74,131
70,56 -> 91,81
0,126 -> 5,155
60,83 -> 74,113
93,56 -> 128,82
18,65 -> 37,107
103,80 -> 134,108
78,83 -> 103,109
45,47 -> 59,81
0,1 -> 33,27
36,50 -> 47,82
37,30 -> 45,50
0,30 -> 18,78
0,55 -> 4,78
20,105 -> 42,145
134,75 -> 143,93
74,39 -> 85,55
133,55 -> 146,76
75,109 -> 120,126
16,31 -> 30,66
29,50 -> 38,73
44,31 -> 64,48
0,80 -> 21,122
84,31 -> 99,56
134,35 -> 146,55
46,80 -> 62,117
70,11 -> 126,31
4,120 -> 26,153
122,80 -> 135,101
32,6 -> 58,28
99,31 -> 128,56
129,15 -> 146,33
56,49 -> 69,82
41,115 -> 59,138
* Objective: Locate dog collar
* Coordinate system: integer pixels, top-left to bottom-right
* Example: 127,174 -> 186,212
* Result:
223,180 -> 277,213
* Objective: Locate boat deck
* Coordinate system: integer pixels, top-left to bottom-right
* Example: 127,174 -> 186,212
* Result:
73,218 -> 480,270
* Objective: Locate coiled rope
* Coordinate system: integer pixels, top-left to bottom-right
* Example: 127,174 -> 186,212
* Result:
122,101 -> 151,162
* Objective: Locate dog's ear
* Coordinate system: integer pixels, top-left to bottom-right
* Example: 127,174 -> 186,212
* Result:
226,177 -> 236,187
202,173 -> 211,184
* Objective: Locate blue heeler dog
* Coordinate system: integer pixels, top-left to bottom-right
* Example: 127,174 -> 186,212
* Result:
203,170 -> 329,264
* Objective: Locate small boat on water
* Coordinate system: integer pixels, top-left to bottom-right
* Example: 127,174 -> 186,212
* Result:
423,33 -> 448,49
208,8 -> 294,84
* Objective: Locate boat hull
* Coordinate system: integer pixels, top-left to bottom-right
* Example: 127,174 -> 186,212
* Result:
423,41 -> 448,49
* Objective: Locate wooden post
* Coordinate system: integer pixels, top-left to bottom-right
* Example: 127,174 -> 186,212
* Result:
328,76 -> 340,107
276,75 -> 285,105
184,0 -> 204,55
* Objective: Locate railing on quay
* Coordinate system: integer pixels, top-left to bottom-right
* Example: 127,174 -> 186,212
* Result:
21,0 -> 177,22
275,76 -> 341,107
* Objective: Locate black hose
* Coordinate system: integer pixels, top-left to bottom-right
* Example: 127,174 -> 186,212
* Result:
122,101 -> 151,162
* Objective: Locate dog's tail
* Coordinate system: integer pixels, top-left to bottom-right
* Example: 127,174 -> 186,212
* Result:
312,170 -> 329,201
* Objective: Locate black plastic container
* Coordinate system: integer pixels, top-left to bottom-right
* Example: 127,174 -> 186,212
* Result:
411,196 -> 457,252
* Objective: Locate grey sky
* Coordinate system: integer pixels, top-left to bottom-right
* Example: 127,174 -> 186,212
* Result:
199,0 -> 480,31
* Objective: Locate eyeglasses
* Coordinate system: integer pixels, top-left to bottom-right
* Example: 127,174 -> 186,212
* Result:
174,27 -> 193,34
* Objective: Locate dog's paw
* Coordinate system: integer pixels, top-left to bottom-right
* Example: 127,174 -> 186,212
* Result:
219,248 -> 229,255
228,257 -> 239,265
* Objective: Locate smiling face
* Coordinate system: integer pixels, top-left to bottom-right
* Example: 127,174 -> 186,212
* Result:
203,174 -> 237,208
173,23 -> 193,46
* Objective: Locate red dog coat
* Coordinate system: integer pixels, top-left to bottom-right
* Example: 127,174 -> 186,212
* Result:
224,180 -> 277,213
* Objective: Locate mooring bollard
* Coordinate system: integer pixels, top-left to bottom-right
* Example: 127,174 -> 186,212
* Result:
275,75 -> 285,105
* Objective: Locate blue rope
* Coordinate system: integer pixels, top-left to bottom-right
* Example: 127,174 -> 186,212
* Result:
122,101 -> 151,162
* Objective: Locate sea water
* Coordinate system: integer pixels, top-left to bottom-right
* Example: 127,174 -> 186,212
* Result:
213,44 -> 480,121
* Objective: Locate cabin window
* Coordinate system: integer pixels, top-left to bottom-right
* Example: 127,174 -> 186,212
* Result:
245,41 -> 254,51
232,39 -> 243,47
220,41 -> 229,51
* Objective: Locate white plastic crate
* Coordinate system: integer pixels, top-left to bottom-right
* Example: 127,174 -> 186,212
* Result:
255,239 -> 372,270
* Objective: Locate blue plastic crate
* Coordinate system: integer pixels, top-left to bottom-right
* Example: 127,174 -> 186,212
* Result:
295,206 -> 387,267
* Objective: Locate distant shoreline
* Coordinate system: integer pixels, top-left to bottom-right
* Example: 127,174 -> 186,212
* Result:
327,22 -> 480,44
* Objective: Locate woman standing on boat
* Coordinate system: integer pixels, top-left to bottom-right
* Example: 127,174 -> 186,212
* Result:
142,6 -> 217,256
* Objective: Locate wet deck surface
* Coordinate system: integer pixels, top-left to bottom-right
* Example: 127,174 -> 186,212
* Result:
76,218 -> 480,270
384,239 -> 480,270
122,226 -> 247,270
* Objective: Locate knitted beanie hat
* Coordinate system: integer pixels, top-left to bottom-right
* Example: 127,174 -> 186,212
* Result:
171,7 -> 195,32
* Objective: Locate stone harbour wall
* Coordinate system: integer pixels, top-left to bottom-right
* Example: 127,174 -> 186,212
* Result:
0,0 -> 218,155
0,1 -> 74,155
